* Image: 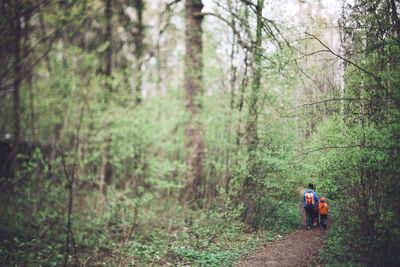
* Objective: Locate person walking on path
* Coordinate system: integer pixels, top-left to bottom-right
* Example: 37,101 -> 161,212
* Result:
318,197 -> 329,229
303,184 -> 319,229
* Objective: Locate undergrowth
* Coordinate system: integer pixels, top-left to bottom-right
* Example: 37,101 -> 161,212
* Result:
0,186 -> 302,266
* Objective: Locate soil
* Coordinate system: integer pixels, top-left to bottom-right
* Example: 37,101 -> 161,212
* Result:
240,189 -> 327,267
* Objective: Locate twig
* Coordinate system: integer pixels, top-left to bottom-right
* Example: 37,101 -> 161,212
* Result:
299,145 -> 400,155
296,98 -> 364,108
304,32 -> 389,93
198,12 -> 253,51
166,0 -> 181,7
82,254 -> 96,266
62,104 -> 85,267
0,5 -> 86,87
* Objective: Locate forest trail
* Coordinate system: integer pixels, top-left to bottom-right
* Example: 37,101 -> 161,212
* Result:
240,189 -> 326,267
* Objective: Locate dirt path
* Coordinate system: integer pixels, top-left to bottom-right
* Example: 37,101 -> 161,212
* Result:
240,189 -> 326,267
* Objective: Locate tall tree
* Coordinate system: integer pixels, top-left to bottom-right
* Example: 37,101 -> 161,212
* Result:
133,0 -> 145,104
181,0 -> 205,204
105,0 -> 113,80
102,0 -> 113,188
245,0 -> 263,152
10,0 -> 23,178
241,0 -> 264,224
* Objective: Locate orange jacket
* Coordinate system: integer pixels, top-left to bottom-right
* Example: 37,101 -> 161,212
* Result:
319,203 -> 328,215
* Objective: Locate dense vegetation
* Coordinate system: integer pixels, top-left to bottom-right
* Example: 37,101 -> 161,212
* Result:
0,0 -> 399,266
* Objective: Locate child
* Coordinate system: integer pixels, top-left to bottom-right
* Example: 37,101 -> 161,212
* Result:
318,198 -> 328,229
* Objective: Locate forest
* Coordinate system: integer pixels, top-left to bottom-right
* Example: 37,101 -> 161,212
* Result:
1,0 -> 399,266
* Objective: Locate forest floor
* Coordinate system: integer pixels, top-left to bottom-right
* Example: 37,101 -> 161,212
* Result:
240,189 -> 327,267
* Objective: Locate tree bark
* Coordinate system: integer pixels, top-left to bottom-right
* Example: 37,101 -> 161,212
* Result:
10,1 -> 22,178
24,11 -> 35,143
105,0 -> 112,79
243,0 -> 263,184
181,0 -> 205,204
242,0 -> 264,224
245,0 -> 263,152
222,18 -> 238,194
390,0 -> 400,47
339,0 -> 346,118
134,0 -> 145,104
236,51 -> 249,147
102,0 -> 113,188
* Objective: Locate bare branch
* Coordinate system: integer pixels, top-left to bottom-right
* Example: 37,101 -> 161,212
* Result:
239,0 -> 256,8
166,0 -> 182,7
299,145 -> 400,155
305,32 -> 381,82
304,32 -> 392,91
390,0 -> 400,46
296,98 -> 365,108
297,49 -> 331,58
214,1 -> 254,45
305,32 -> 400,109
0,5 -> 85,87
198,12 -> 253,51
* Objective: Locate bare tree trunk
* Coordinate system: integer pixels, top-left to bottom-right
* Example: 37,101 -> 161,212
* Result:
10,2 -> 22,178
24,12 -> 35,143
222,19 -> 238,194
242,0 -> 264,225
105,0 -> 112,80
62,105 -> 84,267
245,0 -> 263,152
235,3 -> 250,147
28,77 -> 35,142
134,0 -> 145,104
243,0 -> 263,183
338,0 -> 347,118
156,0 -> 162,93
101,0 -> 113,189
390,0 -> 400,47
236,51 -> 249,147
181,0 -> 205,205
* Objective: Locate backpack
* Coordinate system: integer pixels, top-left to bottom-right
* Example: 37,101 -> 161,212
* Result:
305,192 -> 314,206
319,203 -> 328,214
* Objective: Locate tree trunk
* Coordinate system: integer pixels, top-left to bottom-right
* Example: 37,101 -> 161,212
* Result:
181,0 -> 205,205
105,0 -> 112,79
236,51 -> 249,147
24,11 -> 35,143
242,0 -> 263,187
134,0 -> 145,104
10,2 -> 22,178
390,0 -> 400,47
242,0 -> 264,225
222,22 -> 238,194
102,0 -> 113,188
245,0 -> 263,152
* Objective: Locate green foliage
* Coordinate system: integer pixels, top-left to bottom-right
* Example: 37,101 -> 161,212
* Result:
305,25 -> 400,263
307,113 -> 400,266
0,151 -> 68,266
8,0 -> 400,266
300,5 -> 400,262
319,199 -> 361,266
259,199 -> 302,234
0,237 -> 65,266
170,246 -> 239,267
162,207 -> 268,267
